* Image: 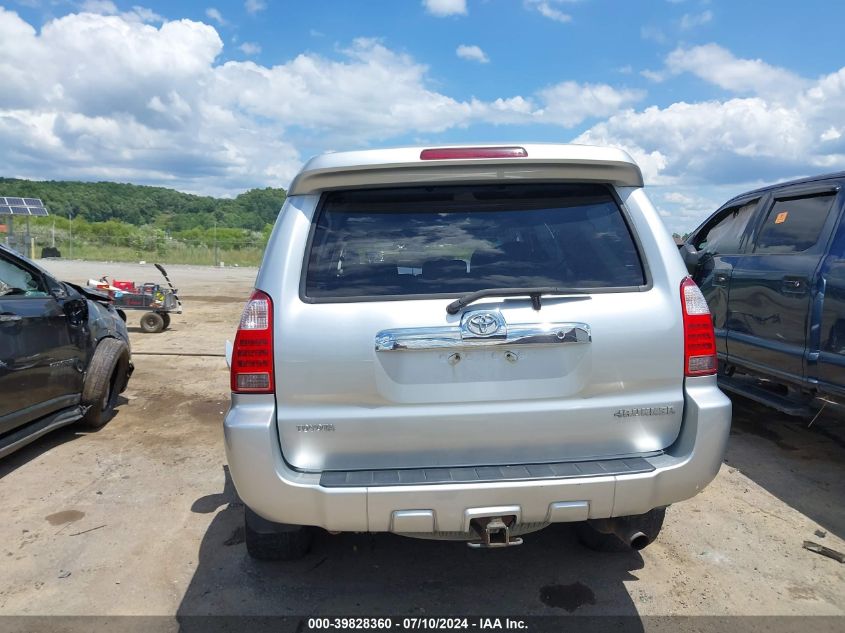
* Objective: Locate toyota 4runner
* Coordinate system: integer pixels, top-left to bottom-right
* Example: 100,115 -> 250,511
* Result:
224,144 -> 732,560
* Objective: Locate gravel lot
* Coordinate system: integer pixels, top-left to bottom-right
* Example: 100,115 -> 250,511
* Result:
1,260 -> 844,619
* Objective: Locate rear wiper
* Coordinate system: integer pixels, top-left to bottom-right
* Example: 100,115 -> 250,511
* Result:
446,287 -> 588,315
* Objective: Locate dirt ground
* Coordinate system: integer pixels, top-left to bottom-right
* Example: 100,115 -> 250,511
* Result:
0,260 -> 844,619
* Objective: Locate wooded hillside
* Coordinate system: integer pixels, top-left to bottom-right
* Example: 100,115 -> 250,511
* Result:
0,178 -> 287,232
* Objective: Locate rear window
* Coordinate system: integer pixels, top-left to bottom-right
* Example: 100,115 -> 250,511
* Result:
303,183 -> 646,299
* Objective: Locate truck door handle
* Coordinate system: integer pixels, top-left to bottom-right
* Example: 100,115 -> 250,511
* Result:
782,277 -> 807,294
713,272 -> 729,286
0,313 -> 22,323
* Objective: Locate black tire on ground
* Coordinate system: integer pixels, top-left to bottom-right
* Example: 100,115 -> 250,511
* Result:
244,507 -> 313,561
80,338 -> 129,429
576,508 -> 666,552
140,311 -> 165,333
160,312 -> 171,330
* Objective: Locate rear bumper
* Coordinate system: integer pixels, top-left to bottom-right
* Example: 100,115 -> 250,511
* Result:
224,376 -> 731,534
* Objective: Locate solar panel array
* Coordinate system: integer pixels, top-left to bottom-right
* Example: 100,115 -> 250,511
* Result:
0,197 -> 49,216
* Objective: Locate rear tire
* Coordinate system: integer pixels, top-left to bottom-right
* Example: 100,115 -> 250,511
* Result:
160,312 -> 171,330
80,338 -> 128,429
140,311 -> 164,333
244,507 -> 313,561
576,508 -> 666,552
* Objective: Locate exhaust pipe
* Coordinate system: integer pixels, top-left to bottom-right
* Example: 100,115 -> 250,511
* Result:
620,529 -> 650,551
588,517 -> 652,550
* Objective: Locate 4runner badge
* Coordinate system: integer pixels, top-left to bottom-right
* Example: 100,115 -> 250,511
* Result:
296,424 -> 336,432
614,406 -> 675,418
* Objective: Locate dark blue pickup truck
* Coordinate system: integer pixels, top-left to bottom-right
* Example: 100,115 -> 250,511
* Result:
683,171 -> 845,417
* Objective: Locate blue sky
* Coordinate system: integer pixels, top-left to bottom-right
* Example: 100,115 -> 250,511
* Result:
2,0 -> 845,233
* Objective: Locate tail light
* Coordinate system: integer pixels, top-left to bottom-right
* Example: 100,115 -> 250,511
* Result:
420,146 -> 527,160
231,289 -> 274,393
681,277 -> 717,377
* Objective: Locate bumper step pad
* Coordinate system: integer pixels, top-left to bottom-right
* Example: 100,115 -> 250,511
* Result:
320,456 -> 655,488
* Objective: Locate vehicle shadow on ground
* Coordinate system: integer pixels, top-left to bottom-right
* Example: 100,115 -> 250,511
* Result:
127,326 -> 176,334
725,396 -> 845,540
0,396 -> 129,479
176,467 -> 646,620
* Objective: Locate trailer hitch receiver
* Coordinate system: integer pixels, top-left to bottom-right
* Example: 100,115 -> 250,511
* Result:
467,516 -> 523,549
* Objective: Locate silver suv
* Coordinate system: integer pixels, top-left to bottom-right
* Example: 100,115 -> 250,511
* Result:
225,144 -> 732,560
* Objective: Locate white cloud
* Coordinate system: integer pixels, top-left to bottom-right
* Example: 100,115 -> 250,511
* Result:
575,46 -> 845,198
575,98 -> 810,185
640,25 -> 667,43
239,41 -> 261,55
205,7 -> 225,25
81,0 -> 118,13
649,186 -> 738,235
536,82 -> 644,126
664,44 -> 807,97
679,10 -> 712,29
640,69 -> 665,83
244,0 -> 266,14
79,0 -> 162,22
0,7 -> 298,194
524,0 -> 573,23
212,38 -> 470,139
210,39 -> 637,137
422,0 -> 466,17
821,127 -> 842,142
456,44 -> 489,64
662,192 -> 697,205
460,82 -> 643,128
129,6 -> 164,23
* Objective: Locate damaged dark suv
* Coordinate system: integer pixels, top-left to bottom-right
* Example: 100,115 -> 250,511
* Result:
0,244 -> 133,458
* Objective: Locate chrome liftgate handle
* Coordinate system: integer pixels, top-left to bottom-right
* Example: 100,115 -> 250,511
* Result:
375,322 -> 591,352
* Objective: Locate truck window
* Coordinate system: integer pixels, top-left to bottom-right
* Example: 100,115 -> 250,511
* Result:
695,200 -> 758,255
754,193 -> 836,254
0,255 -> 48,297
304,183 -> 646,299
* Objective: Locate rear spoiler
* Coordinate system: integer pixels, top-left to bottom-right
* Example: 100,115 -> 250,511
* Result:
288,144 -> 644,195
